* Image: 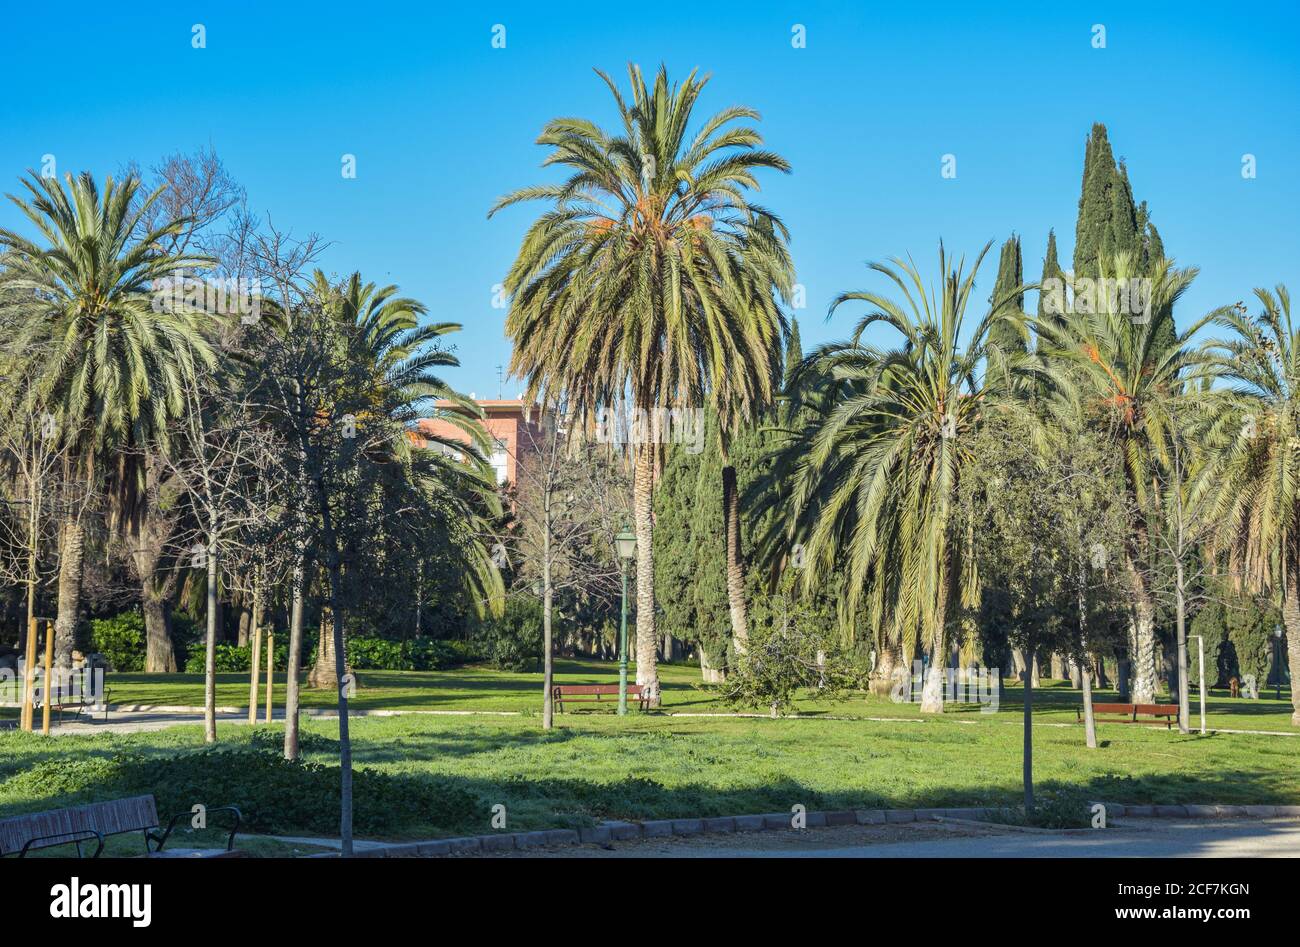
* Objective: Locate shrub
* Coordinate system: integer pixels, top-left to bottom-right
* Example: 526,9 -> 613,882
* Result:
347,637 -> 407,670
469,598 -> 543,671
184,643 -> 249,674
89,612 -> 145,672
2,747 -> 481,836
183,641 -> 293,674
343,636 -> 480,671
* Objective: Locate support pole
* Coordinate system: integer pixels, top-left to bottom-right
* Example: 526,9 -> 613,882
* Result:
264,631 -> 274,724
41,620 -> 54,735
1197,635 -> 1206,735
618,561 -> 629,715
21,616 -> 38,731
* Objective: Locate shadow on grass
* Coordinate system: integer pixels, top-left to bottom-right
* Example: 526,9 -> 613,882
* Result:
3,730 -> 1296,846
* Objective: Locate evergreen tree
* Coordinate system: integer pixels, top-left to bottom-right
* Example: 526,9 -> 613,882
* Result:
1073,124 -> 1139,278
785,318 -> 803,382
1072,123 -> 1174,345
989,235 -> 1027,353
1037,229 -> 1065,322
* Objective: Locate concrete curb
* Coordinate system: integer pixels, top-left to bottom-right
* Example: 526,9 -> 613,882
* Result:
299,801 -> 1300,857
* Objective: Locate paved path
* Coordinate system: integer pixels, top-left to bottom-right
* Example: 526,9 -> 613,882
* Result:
276,817 -> 1300,859
522,817 -> 1300,858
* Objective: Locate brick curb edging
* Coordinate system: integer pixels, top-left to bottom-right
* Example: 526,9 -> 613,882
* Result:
304,801 -> 1300,857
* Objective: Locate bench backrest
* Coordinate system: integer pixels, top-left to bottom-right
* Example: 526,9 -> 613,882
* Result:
553,684 -> 643,696
0,795 -> 158,855
1135,703 -> 1179,716
1090,702 -> 1178,716
1091,703 -> 1135,714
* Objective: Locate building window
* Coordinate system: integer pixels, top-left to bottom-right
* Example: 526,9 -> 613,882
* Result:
490,439 -> 509,484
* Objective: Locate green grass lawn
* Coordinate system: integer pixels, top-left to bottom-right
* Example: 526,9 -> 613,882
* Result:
57,656 -> 1297,733
1,659 -> 1296,848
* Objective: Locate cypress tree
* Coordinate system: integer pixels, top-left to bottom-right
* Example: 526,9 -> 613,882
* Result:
988,235 -> 1026,353
1037,229 -> 1064,320
784,317 -> 803,385
1073,124 -> 1138,278
1071,123 -> 1174,344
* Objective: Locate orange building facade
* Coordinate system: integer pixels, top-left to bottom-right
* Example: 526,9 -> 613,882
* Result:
414,398 -> 547,487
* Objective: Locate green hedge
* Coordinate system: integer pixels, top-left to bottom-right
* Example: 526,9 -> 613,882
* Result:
89,612 -> 146,672
180,636 -> 475,673
2,747 -> 479,836
90,607 -> 480,674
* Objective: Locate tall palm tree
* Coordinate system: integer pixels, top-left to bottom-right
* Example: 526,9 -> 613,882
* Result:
491,64 -> 792,701
1195,286 -> 1300,726
0,171 -> 213,665
765,243 -> 1004,712
1034,255 -> 1218,705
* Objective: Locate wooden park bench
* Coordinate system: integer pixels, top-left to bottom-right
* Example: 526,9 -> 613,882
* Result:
0,794 -> 243,858
1078,702 -> 1180,729
34,682 -> 112,725
552,683 -> 649,713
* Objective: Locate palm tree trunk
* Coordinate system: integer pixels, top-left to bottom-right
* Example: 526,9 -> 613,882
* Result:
632,442 -> 659,706
1130,604 -> 1157,704
920,644 -> 946,712
1125,554 -> 1157,704
1050,652 -> 1067,680
920,568 -> 948,713
310,605 -> 341,688
135,544 -> 179,672
721,458 -> 748,656
203,541 -> 218,743
53,519 -> 84,668
1281,578 -> 1300,727
869,640 -> 901,697
141,586 -> 178,673
134,452 -> 179,671
698,643 -> 724,683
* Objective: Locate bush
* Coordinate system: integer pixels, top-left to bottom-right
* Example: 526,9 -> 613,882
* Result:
2,747 -> 481,836
89,612 -> 145,672
344,636 -> 478,671
185,643 -> 249,674
470,598 -> 543,671
347,637 -> 406,669
183,641 -> 294,674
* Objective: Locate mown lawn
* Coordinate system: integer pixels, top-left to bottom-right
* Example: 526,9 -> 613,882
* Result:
44,657 -> 1297,733
1,683 -> 1296,846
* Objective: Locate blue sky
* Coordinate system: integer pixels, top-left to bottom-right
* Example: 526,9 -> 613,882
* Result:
2,1 -> 1297,396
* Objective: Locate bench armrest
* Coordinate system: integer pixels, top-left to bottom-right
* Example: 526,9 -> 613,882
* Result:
18,829 -> 104,859
150,806 -> 243,852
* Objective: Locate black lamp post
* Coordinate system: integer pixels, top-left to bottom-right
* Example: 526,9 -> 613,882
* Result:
615,525 -> 637,714
1275,626 -> 1284,701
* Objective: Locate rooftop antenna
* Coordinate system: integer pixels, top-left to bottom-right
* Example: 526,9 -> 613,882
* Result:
496,365 -> 504,400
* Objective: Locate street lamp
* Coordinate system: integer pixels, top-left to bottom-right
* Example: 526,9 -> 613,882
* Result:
1275,626 -> 1284,702
1187,634 -> 1207,735
615,525 -> 637,715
